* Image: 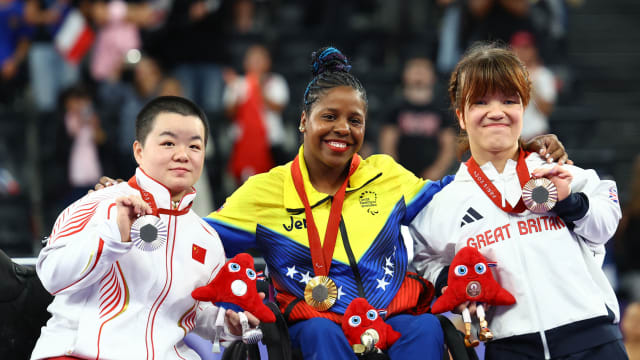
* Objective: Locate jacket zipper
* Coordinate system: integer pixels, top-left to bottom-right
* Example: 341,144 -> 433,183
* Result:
508,211 -> 551,358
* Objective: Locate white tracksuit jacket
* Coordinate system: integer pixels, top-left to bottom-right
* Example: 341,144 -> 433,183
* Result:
410,153 -> 622,359
32,169 -> 235,360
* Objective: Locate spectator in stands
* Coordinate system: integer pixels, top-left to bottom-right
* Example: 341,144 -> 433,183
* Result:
58,84 -> 106,206
223,43 -> 290,184
23,0 -> 79,112
89,0 -> 159,82
155,0 -> 232,115
226,0 -> 270,69
623,302 -> 640,360
379,56 -> 455,180
231,0 -> 266,35
615,154 -> 640,302
1,0 -> 31,105
511,30 -> 557,141
436,0 -> 535,74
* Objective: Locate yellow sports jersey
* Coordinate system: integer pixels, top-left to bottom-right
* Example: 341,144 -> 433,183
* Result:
205,146 -> 452,316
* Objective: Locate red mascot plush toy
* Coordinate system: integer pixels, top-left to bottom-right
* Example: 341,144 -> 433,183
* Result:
431,246 -> 515,347
192,253 -> 275,323
342,297 -> 401,356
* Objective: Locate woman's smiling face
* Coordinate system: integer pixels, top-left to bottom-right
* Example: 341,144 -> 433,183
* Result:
457,91 -> 524,156
301,86 -> 366,171
134,112 -> 206,200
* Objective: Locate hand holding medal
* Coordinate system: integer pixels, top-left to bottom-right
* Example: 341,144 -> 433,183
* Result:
467,151 -> 573,215
526,165 -> 573,213
115,195 -> 157,246
522,177 -> 557,213
130,215 -> 167,251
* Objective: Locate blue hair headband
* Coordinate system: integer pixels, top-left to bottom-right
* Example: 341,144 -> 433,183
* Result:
305,47 -> 352,104
312,47 -> 352,75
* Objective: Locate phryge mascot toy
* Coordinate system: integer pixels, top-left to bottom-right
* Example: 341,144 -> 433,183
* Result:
342,297 -> 401,356
192,253 -> 275,350
430,246 -> 515,347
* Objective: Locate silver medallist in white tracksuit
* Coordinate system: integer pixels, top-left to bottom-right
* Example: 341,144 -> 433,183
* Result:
32,168 -> 239,360
410,153 -> 623,359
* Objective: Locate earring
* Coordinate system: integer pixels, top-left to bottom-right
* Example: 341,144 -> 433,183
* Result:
299,125 -> 305,132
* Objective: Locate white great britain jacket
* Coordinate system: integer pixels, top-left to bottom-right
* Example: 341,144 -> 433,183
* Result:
410,153 -> 621,357
32,168 -> 235,360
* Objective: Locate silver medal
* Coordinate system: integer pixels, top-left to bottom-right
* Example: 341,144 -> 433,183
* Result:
130,215 -> 167,251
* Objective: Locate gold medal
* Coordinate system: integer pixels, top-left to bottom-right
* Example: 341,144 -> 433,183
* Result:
304,276 -> 338,311
353,344 -> 366,355
522,177 -> 558,213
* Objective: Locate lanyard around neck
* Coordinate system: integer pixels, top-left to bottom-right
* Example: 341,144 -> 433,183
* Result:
290,154 -> 360,276
127,176 -> 192,216
465,149 -> 530,213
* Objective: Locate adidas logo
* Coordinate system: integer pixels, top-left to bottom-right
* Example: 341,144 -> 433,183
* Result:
461,207 -> 483,227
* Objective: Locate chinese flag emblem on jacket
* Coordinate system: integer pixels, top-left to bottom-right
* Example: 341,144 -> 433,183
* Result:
192,244 -> 206,264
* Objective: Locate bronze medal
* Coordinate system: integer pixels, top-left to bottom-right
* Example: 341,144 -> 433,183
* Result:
304,276 -> 338,311
466,281 -> 482,298
130,215 -> 167,251
522,177 -> 558,213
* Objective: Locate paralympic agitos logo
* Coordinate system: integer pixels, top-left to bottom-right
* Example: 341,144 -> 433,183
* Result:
359,191 -> 379,215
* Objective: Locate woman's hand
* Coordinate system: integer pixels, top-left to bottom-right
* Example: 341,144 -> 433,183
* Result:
115,195 -> 152,243
441,286 -> 489,316
531,165 -> 573,201
225,309 -> 261,336
523,134 -> 573,165
89,176 -> 123,193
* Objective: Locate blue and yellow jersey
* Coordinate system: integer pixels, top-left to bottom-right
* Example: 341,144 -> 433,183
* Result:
205,146 -> 452,317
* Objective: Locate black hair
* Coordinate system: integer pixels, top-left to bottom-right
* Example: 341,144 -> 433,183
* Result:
58,83 -> 93,110
135,96 -> 209,146
302,47 -> 367,114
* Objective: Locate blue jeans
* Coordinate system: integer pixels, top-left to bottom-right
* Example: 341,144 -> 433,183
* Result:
173,63 -> 224,114
289,313 -> 444,360
28,43 -> 80,112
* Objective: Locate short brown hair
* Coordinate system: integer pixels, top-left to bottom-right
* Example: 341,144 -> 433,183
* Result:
448,42 -> 531,159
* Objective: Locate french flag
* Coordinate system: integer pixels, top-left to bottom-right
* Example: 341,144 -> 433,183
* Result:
54,10 -> 94,65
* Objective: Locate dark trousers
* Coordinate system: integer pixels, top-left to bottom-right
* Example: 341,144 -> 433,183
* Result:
486,338 -> 629,360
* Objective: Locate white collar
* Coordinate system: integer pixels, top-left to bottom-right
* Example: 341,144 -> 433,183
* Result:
134,167 -> 196,212
456,158 -> 523,208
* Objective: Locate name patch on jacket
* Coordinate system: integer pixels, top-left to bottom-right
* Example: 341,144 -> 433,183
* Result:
466,215 -> 566,250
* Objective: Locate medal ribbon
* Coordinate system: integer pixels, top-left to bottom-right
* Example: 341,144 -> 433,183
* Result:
465,149 -> 531,213
127,176 -> 192,216
291,154 -> 361,276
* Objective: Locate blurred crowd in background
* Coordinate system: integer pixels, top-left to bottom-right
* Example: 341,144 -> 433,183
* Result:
1,0 -> 639,326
